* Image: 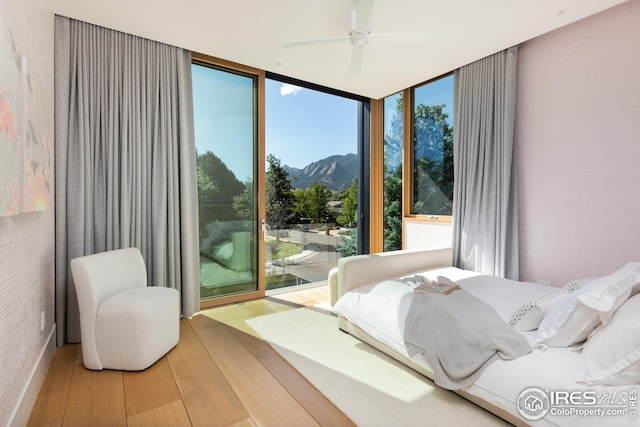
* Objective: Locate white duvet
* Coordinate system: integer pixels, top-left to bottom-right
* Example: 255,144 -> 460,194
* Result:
332,267 -> 638,427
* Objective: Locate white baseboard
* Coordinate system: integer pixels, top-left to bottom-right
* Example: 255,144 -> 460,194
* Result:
10,324 -> 56,427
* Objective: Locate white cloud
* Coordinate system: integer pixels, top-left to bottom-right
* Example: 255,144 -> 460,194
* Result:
280,83 -> 303,96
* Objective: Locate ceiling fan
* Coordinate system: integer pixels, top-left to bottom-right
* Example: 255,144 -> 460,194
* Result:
282,0 -> 435,78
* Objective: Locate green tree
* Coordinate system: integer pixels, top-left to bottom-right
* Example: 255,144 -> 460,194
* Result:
197,165 -> 218,205
336,226 -> 357,257
307,182 -> 331,223
293,182 -> 332,224
197,151 -> 245,207
232,180 -> 254,221
196,150 -> 246,236
383,164 -> 402,251
412,104 -> 454,215
292,187 -> 312,220
337,179 -> 358,228
382,98 -> 454,249
383,95 -> 404,251
266,154 -> 296,229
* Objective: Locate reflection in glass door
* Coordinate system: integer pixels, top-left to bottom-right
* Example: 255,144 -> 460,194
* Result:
192,62 -> 259,301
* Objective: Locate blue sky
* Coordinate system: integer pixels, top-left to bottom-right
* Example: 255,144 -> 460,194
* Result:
384,74 -> 454,130
193,63 -> 453,182
265,79 -> 358,170
192,64 -> 255,182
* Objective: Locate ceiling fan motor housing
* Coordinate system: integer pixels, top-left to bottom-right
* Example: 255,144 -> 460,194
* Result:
349,7 -> 370,46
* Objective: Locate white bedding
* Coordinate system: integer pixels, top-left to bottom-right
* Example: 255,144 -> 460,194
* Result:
333,266 -> 638,427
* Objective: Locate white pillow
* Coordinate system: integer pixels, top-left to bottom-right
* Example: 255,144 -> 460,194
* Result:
577,294 -> 640,386
535,263 -> 640,348
576,262 -> 640,324
509,278 -> 592,332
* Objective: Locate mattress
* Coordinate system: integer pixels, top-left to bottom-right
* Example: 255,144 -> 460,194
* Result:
333,267 -> 638,427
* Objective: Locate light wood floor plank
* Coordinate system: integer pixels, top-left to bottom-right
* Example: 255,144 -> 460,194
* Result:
269,284 -> 330,306
123,357 -> 182,417
126,400 -> 191,427
28,286 -> 354,427
62,350 -> 126,427
26,390 -> 66,427
199,299 -> 297,337
228,418 -> 258,427
167,320 -> 249,427
190,314 -> 320,427
27,345 -> 78,427
234,326 -> 356,427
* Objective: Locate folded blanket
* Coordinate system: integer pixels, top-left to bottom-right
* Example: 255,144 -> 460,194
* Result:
404,288 -> 531,390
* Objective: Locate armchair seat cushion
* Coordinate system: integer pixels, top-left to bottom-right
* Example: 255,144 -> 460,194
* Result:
96,286 -> 179,371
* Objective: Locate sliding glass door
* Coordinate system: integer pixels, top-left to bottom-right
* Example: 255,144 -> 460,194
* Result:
192,59 -> 263,304
263,76 -> 364,292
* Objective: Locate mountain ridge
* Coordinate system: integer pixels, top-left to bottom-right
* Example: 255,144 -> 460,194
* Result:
283,153 -> 357,191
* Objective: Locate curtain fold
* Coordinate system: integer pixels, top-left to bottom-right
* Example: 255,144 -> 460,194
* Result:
55,16 -> 200,345
452,46 -> 519,280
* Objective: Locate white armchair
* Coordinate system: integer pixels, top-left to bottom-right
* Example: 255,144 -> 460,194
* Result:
70,247 -> 180,371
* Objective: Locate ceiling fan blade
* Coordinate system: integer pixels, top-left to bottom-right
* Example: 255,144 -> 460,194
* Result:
347,45 -> 365,78
354,0 -> 374,34
283,36 -> 350,48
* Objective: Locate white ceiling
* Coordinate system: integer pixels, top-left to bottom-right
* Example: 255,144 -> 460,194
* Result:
50,0 -> 627,99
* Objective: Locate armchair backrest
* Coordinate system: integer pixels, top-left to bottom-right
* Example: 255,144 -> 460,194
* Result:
70,247 -> 147,367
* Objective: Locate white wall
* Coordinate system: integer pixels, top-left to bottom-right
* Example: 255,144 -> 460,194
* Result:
404,219 -> 452,250
0,0 -> 55,425
517,0 -> 640,285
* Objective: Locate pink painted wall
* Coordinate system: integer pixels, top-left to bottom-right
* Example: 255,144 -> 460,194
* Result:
517,0 -> 640,285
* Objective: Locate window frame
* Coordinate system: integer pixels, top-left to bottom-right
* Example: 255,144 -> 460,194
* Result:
370,72 -> 454,253
403,72 -> 454,225
192,52 -> 267,309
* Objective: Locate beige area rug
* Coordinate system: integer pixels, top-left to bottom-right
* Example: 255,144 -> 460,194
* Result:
245,307 -> 510,427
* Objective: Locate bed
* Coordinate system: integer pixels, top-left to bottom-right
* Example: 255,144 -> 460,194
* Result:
329,247 -> 640,427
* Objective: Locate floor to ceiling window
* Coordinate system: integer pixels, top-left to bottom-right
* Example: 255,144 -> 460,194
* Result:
264,76 -> 363,291
191,51 -> 370,303
192,60 -> 261,302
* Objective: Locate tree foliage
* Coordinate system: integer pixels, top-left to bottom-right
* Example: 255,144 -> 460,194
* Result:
196,151 -> 246,234
232,180 -> 254,221
292,182 -> 332,223
307,182 -> 332,223
336,227 -> 357,257
266,154 -> 296,228
197,151 -> 245,207
337,179 -> 358,228
412,104 -> 454,215
383,164 -> 402,251
383,96 -> 454,249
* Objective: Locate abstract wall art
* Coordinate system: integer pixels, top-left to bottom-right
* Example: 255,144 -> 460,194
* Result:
0,13 -> 52,217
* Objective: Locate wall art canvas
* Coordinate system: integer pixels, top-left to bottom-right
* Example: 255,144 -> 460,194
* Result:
0,14 -> 22,216
0,13 -> 52,216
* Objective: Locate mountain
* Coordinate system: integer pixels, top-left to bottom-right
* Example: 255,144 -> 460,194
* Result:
284,153 -> 357,191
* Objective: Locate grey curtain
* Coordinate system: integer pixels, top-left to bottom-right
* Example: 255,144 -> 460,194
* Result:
54,16 -> 200,345
452,46 -> 519,279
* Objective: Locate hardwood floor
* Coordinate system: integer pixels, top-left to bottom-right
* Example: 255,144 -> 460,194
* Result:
27,284 -> 354,427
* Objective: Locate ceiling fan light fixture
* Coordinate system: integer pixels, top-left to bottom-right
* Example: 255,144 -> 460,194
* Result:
350,31 -> 369,46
